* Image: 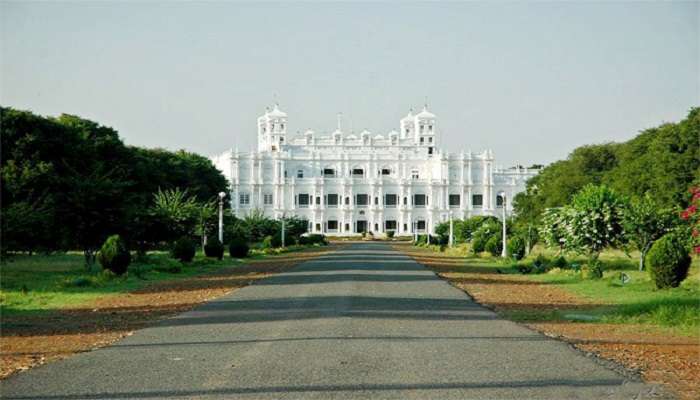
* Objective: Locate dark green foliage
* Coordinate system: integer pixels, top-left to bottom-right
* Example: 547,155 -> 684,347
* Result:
513,108 -> 699,226
96,235 -> 131,275
261,236 -> 274,249
457,216 -> 500,243
587,260 -> 604,280
229,237 -> 250,258
484,235 -> 503,256
204,237 -> 224,260
386,230 -> 395,239
471,222 -> 500,254
516,263 -> 534,274
646,233 -> 692,289
533,254 -> 550,273
434,222 -> 449,244
299,234 -> 328,246
270,233 -> 283,248
552,255 -> 568,269
507,236 -> 526,260
1,107 -> 228,255
171,236 -> 196,262
260,233 -> 282,249
471,234 -> 487,254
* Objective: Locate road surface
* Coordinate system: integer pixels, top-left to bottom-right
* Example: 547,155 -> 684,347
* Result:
1,243 -> 663,399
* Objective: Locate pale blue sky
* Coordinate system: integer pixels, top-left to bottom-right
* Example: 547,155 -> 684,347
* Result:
2,1 -> 698,166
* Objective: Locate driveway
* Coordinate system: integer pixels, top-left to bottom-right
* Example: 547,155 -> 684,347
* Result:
0,243 -> 663,399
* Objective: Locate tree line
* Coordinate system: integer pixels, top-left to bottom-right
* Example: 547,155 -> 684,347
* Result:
1,107 -> 229,261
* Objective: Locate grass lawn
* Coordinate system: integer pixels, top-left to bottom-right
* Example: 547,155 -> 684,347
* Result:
414,243 -> 700,337
0,245 -> 315,317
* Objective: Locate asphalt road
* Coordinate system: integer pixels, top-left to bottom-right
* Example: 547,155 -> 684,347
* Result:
1,243 -> 664,399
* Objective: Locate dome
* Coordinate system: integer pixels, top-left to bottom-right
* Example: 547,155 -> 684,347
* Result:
416,105 -> 435,119
267,104 -> 287,118
400,109 -> 414,121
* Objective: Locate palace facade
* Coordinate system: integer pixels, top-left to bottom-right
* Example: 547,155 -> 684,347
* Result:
211,104 -> 538,236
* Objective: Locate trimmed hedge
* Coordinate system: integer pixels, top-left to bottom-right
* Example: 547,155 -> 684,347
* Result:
97,235 -> 131,275
229,237 -> 250,258
204,237 -> 224,260
646,233 -> 691,289
172,236 -> 196,262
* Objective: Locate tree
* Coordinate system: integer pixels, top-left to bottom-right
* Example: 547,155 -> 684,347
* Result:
623,194 -> 678,271
539,207 -> 570,254
150,188 -> 201,241
562,184 -> 627,267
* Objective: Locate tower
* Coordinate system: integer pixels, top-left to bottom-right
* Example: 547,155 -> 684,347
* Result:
257,104 -> 288,152
414,105 -> 436,154
400,109 -> 414,139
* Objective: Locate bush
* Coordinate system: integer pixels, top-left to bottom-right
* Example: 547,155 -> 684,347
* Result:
533,254 -> 549,273
261,235 -> 274,249
171,236 -> 196,262
96,235 -> 131,275
552,255 -> 568,269
646,233 -> 692,289
516,263 -> 534,274
586,260 -> 604,279
471,235 -> 487,254
485,235 -> 503,256
386,230 -> 395,239
229,237 -> 250,258
271,232 -> 283,248
507,236 -> 526,260
204,237 -> 224,260
300,234 -> 327,246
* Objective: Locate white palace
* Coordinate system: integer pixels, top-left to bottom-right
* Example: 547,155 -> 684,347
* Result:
211,104 -> 538,236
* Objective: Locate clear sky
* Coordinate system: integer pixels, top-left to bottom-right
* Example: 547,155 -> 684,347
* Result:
2,1 -> 698,167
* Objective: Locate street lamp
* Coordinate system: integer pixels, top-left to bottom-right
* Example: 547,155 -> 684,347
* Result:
281,212 -> 286,248
218,191 -> 226,242
498,191 -> 507,258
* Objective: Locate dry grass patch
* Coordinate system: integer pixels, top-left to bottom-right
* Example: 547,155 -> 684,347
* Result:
395,243 -> 700,400
0,246 -> 335,379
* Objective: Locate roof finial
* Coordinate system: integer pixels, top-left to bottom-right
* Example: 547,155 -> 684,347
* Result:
273,92 -> 278,107
424,96 -> 429,110
337,112 -> 342,131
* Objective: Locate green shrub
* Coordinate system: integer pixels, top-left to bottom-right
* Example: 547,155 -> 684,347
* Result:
229,237 -> 250,258
533,254 -> 549,273
484,235 -> 503,256
271,232 -> 283,248
300,234 -> 327,246
261,235 -> 274,249
552,255 -> 568,269
386,230 -> 395,239
646,233 -> 691,289
507,236 -> 526,260
586,260 -> 604,279
471,235 -> 487,254
171,236 -> 196,262
516,263 -> 534,274
96,234 -> 131,275
204,237 -> 224,260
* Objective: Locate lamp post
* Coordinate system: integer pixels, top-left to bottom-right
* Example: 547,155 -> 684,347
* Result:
498,191 -> 507,258
449,214 -> 454,248
218,191 -> 226,242
281,213 -> 286,248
